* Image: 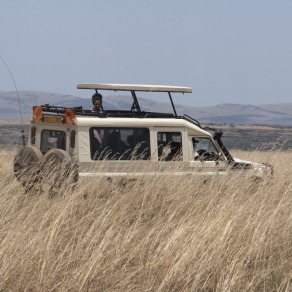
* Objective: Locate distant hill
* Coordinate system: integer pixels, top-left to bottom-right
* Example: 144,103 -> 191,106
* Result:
1,90 -> 292,126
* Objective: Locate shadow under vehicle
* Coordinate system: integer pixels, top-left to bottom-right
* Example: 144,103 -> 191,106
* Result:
13,83 -> 272,191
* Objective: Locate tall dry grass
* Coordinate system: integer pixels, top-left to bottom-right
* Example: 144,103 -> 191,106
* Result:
0,149 -> 291,291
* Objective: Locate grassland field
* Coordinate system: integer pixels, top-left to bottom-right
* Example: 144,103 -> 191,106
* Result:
0,146 -> 291,291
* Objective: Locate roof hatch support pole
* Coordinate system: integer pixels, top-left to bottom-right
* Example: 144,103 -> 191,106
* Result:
168,92 -> 177,117
130,91 -> 141,112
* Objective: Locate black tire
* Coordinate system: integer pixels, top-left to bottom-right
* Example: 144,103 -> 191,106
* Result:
40,149 -> 77,194
13,146 -> 43,191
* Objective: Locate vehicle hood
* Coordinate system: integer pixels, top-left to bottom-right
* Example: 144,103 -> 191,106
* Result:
232,157 -> 273,176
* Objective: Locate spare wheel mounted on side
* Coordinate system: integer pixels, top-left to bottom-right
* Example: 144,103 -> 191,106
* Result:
13,146 -> 43,190
40,149 -> 77,189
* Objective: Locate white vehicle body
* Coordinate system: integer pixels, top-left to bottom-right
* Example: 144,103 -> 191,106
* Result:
15,83 -> 271,188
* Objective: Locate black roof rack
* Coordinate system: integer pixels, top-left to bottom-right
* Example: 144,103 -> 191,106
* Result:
183,115 -> 201,128
38,105 -> 203,129
40,105 -> 176,119
76,109 -> 175,119
40,104 -> 83,114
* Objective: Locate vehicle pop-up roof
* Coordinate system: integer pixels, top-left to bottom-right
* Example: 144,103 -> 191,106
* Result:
77,83 -> 192,93
77,83 -> 192,115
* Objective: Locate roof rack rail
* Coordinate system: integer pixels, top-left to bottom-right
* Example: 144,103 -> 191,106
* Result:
40,104 -> 67,114
144,112 -> 175,118
96,110 -> 175,118
37,104 -> 181,120
183,115 -> 202,128
105,111 -> 143,118
40,104 -> 84,114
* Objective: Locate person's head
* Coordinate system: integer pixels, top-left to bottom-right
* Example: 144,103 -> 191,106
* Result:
92,92 -> 103,110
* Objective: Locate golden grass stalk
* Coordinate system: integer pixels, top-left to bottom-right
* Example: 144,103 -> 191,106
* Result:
0,149 -> 291,291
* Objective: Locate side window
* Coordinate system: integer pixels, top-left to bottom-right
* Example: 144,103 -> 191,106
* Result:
192,137 -> 220,161
40,129 -> 66,154
90,127 -> 150,160
157,132 -> 182,161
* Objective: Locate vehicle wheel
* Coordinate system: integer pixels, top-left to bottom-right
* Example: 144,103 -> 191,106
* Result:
13,146 -> 43,191
40,149 -> 76,195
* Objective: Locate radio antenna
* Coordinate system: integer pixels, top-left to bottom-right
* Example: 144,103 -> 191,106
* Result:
0,56 -> 25,146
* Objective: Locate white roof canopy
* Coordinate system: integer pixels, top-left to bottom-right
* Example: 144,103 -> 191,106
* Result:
77,83 -> 192,93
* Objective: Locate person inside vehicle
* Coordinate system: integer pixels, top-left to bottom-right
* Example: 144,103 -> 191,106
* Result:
92,91 -> 104,113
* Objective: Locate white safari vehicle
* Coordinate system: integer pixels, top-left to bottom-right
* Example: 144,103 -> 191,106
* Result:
14,83 -> 271,191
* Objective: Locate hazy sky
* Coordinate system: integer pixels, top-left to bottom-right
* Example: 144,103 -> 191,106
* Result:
1,1 -> 292,106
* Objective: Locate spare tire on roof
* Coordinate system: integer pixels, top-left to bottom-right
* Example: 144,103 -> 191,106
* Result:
13,146 -> 43,191
40,149 -> 77,193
